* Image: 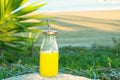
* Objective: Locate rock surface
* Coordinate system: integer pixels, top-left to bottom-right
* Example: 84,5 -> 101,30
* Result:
3,73 -> 91,80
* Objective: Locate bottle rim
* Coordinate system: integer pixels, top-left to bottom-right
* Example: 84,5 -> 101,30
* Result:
42,30 -> 57,35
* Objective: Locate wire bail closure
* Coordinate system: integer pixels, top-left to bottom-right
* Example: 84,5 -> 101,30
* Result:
47,20 -> 50,31
42,20 -> 57,35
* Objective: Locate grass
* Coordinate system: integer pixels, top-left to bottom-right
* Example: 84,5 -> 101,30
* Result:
0,42 -> 120,80
59,46 -> 120,79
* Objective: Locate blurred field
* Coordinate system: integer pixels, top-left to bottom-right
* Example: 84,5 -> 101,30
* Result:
40,10 -> 120,47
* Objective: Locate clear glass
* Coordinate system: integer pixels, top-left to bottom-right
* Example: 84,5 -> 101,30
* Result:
40,34 -> 59,77
41,34 -> 58,52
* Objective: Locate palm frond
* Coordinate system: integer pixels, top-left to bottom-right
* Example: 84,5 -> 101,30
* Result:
13,3 -> 46,16
18,21 -> 47,27
0,0 -> 48,63
20,0 -> 28,5
17,14 -> 51,21
5,0 -> 23,14
0,0 -> 5,21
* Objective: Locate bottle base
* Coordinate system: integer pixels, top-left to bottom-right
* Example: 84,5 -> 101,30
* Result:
40,73 -> 58,77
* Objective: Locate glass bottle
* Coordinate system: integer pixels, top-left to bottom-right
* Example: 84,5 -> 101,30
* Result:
40,30 -> 59,77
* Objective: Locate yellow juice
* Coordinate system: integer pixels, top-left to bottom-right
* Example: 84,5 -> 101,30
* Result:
40,51 -> 58,77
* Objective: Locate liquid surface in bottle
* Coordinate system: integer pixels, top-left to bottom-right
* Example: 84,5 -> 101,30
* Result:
40,51 -> 58,77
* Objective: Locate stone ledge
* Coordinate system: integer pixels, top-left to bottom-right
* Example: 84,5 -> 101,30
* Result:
3,73 -> 91,80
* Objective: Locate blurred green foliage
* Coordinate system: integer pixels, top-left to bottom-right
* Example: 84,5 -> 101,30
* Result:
1,39 -> 120,80
0,0 -> 48,64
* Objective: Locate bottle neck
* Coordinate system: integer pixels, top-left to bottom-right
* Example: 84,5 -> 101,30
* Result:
44,34 -> 56,41
41,34 -> 58,51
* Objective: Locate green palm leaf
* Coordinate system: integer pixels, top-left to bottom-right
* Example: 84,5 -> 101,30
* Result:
20,0 -> 28,5
0,0 -> 5,21
13,3 -> 46,16
17,14 -> 51,21
18,21 -> 47,27
0,0 -> 48,63
5,0 -> 23,14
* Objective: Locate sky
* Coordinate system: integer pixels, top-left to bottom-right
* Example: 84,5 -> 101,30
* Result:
28,0 -> 120,12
